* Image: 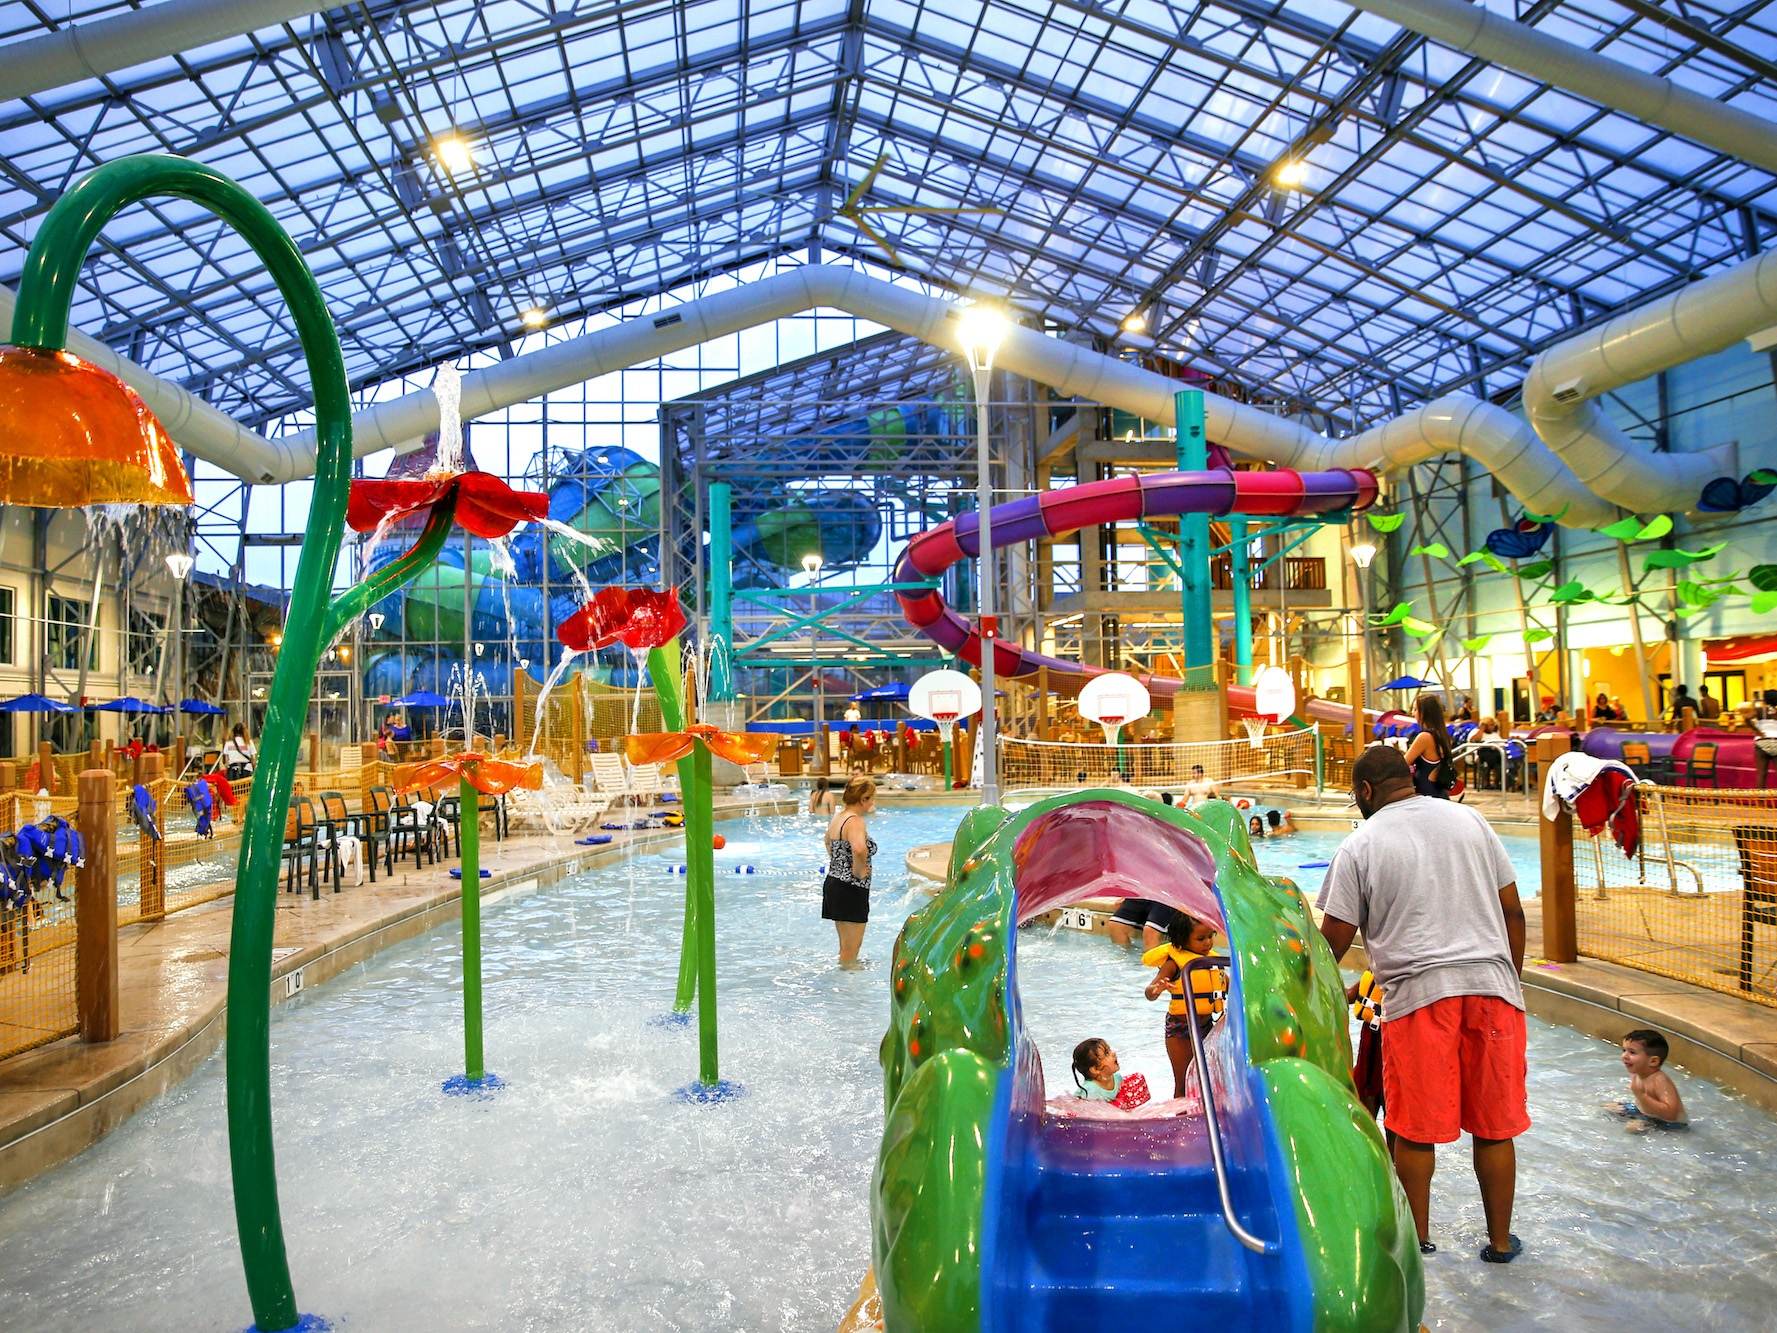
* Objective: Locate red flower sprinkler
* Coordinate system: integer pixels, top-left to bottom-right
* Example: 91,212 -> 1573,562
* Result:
556,585 -> 688,652
347,467 -> 548,540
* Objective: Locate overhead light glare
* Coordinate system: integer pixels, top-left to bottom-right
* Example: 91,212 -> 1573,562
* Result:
433,133 -> 476,175
1274,158 -> 1309,189
1121,310 -> 1147,333
521,305 -> 549,329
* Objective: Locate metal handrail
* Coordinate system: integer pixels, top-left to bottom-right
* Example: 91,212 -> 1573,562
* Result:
1182,955 -> 1276,1255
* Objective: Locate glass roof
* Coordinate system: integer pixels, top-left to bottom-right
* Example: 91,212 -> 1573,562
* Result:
2,0 -> 1773,429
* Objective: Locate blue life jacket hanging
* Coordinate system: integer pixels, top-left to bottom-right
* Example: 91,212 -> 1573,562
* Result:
184,781 -> 215,839
131,785 -> 160,842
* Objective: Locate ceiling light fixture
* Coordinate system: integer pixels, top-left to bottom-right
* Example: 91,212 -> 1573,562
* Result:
1274,158 -> 1309,189
433,133 -> 475,175
521,305 -> 549,329
1121,311 -> 1147,333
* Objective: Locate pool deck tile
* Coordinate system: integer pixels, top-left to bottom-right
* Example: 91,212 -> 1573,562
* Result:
0,796 -> 790,1192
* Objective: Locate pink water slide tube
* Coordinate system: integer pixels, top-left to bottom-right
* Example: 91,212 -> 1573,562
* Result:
894,467 -> 1382,730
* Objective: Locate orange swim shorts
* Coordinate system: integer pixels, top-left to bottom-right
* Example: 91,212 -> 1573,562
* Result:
1380,994 -> 1530,1145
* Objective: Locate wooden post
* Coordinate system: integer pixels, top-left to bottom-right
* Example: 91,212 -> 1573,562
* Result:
77,769 -> 119,1042
1539,776 -> 1578,963
87,740 -> 103,770
139,753 -> 166,921
37,740 -> 54,795
568,687 -> 586,783
172,734 -> 186,780
1035,665 -> 1051,741
307,730 -> 320,776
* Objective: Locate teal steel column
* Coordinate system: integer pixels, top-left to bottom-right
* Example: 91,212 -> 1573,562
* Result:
1175,389 -> 1215,689
707,482 -> 734,703
1230,515 -> 1253,685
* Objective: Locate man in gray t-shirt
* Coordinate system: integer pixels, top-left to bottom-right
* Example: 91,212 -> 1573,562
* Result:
1317,746 -> 1529,1266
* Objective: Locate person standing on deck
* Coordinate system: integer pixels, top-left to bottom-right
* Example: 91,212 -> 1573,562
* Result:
1315,746 -> 1529,1264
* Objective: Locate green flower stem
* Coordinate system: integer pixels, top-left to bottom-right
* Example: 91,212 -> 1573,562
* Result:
644,641 -> 701,1016
10,155 -> 445,1333
320,500 -> 456,647
459,773 -> 484,1082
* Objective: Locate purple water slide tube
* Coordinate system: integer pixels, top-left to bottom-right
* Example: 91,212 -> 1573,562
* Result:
896,467 -> 1381,723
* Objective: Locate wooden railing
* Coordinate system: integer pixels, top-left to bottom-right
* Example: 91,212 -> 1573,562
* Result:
1210,555 -> 1326,592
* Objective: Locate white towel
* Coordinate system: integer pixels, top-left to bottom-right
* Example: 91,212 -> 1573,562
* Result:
1543,751 -> 1637,820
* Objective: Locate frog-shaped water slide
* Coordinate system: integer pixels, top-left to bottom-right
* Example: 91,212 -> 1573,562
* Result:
874,792 -> 1422,1330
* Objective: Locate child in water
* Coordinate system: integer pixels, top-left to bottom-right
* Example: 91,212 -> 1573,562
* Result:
1071,1038 -> 1124,1101
1613,1028 -> 1688,1131
1143,914 -> 1225,1098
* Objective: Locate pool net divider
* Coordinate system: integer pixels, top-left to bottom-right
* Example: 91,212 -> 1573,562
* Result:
1569,783 -> 1777,1008
996,724 -> 1320,801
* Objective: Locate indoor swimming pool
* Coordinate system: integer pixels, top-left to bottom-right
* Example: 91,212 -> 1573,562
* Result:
0,803 -> 1770,1331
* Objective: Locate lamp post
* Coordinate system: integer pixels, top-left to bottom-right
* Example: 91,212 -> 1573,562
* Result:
802,552 -> 824,772
957,302 -> 1009,805
165,550 -> 193,719
1349,539 -> 1377,730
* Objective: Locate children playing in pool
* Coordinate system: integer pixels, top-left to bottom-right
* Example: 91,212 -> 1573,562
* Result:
1069,1039 -> 1151,1108
1142,914 -> 1226,1098
1612,1028 -> 1688,1131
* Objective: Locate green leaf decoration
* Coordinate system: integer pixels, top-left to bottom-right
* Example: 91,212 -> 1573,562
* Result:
1750,469 -> 1777,486
1516,559 -> 1554,580
1750,564 -> 1777,592
1522,505 -> 1569,524
1644,543 -> 1726,571
1523,627 -> 1554,643
1408,542 -> 1450,560
1401,616 -> 1440,638
1753,590 -> 1777,616
1366,512 -> 1406,533
1548,580 -> 1596,605
1596,514 -> 1673,542
1460,634 -> 1492,652
1677,580 -> 1730,610
1674,604 -> 1712,620
1371,601 -> 1413,627
1457,550 -> 1509,573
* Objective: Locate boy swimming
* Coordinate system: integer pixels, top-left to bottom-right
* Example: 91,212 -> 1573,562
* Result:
1614,1028 -> 1688,1131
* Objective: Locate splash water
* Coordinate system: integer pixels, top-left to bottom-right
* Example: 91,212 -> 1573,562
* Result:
428,364 -> 466,478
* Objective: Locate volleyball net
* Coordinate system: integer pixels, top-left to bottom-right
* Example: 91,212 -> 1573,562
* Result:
997,723 -> 1322,803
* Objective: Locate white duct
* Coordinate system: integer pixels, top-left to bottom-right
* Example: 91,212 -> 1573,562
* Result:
0,0 -> 332,105
0,285 -> 297,483
1341,0 -> 1777,177
277,265 -> 1610,523
1521,251 -> 1777,515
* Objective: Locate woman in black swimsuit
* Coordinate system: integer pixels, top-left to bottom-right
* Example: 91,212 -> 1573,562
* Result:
822,776 -> 878,967
1403,694 -> 1456,798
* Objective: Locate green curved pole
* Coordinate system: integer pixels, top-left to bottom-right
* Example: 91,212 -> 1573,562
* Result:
459,772 -> 485,1081
11,155 -> 453,1333
644,641 -> 700,1016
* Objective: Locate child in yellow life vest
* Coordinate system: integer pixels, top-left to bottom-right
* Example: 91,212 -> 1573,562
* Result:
1142,913 -> 1225,1098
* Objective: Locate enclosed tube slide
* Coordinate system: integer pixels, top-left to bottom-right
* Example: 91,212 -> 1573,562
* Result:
894,465 -> 1385,730
875,793 -> 1421,1329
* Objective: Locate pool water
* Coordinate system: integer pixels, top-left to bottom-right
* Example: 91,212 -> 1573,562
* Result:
1246,820 -> 1543,902
0,804 -> 1772,1331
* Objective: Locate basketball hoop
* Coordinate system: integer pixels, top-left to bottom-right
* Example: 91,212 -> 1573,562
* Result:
1079,672 -> 1151,753
932,712 -> 959,747
1241,715 -> 1269,750
1096,716 -> 1126,746
909,669 -> 984,790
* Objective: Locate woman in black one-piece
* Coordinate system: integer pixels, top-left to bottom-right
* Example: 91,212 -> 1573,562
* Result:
822,776 -> 877,967
1403,693 -> 1456,798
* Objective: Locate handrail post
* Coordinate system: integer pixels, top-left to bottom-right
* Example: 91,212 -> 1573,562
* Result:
1539,785 -> 1577,963
1183,955 -> 1274,1255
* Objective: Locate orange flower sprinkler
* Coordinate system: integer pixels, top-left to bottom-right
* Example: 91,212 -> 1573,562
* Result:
401,753 -> 541,1087
0,345 -> 192,506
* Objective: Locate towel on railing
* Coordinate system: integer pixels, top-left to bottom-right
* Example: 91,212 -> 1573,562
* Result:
1543,752 -> 1640,858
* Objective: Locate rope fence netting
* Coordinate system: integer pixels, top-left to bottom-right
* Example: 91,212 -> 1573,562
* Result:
997,723 -> 1321,800
1571,784 -> 1777,1008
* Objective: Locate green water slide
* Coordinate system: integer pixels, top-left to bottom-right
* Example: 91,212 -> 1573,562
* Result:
874,791 -> 1422,1331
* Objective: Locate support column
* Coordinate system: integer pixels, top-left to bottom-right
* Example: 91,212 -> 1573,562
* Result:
77,768 -> 118,1043
1230,515 -> 1252,686
707,482 -> 734,705
1174,389 -> 1221,740
1539,746 -> 1577,964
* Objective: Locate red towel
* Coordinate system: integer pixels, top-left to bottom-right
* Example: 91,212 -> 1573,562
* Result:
1572,766 -> 1640,859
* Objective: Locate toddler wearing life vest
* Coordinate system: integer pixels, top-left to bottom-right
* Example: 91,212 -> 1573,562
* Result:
1349,970 -> 1385,1123
1142,914 -> 1226,1099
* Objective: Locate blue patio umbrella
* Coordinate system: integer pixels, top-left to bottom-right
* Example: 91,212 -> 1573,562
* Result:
1378,675 -> 1437,691
87,696 -> 164,713
0,693 -> 75,713
177,698 -> 227,715
391,690 -> 452,709
849,681 -> 912,703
